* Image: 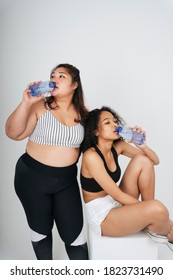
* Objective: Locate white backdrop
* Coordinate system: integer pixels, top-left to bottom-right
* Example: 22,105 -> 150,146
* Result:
1,0 -> 173,260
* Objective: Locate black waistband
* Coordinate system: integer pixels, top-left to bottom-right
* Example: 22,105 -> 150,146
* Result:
21,152 -> 77,178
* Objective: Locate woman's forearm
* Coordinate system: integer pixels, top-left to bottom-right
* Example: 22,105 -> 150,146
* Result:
118,191 -> 139,205
110,186 -> 139,205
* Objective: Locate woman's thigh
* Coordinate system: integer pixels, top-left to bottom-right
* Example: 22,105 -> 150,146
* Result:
101,200 -> 157,237
53,180 -> 84,245
14,157 -> 54,234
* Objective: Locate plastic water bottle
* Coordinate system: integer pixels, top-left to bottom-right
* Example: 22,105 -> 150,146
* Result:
116,126 -> 145,145
29,81 -> 56,96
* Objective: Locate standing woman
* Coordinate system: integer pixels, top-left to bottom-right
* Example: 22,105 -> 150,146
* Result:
80,107 -> 173,251
5,63 -> 89,260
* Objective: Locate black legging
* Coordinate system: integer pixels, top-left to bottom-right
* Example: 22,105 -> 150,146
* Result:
14,153 -> 88,260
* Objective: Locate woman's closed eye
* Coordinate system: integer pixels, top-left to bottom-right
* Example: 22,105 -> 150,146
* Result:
104,121 -> 110,125
105,120 -> 117,125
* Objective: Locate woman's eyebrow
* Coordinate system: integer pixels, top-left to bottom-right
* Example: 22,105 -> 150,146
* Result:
102,117 -> 110,122
58,71 -> 68,75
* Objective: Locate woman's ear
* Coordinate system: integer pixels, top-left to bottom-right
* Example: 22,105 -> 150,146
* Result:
72,82 -> 78,90
94,130 -> 99,136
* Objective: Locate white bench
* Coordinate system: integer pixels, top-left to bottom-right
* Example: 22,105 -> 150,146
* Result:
88,228 -> 158,260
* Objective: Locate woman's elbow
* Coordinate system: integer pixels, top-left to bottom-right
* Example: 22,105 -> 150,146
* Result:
153,157 -> 160,166
5,126 -> 14,139
5,126 -> 23,141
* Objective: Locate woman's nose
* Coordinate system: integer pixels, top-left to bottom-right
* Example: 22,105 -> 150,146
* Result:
113,123 -> 117,127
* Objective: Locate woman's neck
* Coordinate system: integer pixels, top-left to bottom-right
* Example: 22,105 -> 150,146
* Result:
53,97 -> 74,112
96,141 -> 113,155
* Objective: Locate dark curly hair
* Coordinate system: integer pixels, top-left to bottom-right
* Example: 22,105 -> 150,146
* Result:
44,63 -> 88,123
81,106 -> 125,152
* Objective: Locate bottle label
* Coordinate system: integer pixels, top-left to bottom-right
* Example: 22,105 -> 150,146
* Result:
29,81 -> 56,96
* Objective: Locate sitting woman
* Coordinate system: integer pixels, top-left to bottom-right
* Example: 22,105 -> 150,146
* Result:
80,106 -> 173,251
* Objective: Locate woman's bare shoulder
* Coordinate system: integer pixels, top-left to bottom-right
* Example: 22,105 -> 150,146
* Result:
30,99 -> 47,116
83,147 -> 100,162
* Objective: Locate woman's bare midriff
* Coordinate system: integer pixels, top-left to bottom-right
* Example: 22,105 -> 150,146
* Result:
26,140 -> 80,167
82,189 -> 107,203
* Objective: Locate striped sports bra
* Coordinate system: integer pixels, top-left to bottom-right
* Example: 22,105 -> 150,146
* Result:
29,108 -> 84,148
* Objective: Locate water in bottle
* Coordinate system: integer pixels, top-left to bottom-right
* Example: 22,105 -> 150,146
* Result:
115,126 -> 145,145
29,81 -> 56,96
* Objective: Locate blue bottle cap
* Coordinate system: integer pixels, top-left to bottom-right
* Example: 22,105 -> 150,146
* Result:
49,82 -> 56,88
29,85 -> 35,95
115,126 -> 123,133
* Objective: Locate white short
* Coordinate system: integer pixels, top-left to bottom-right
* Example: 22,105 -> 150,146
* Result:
84,195 -> 122,236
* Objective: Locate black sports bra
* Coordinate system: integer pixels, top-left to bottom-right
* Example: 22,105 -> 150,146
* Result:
80,145 -> 121,192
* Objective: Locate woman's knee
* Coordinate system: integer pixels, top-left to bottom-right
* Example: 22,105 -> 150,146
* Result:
149,199 -> 169,221
29,226 -> 52,242
132,154 -> 154,169
70,227 -> 86,246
